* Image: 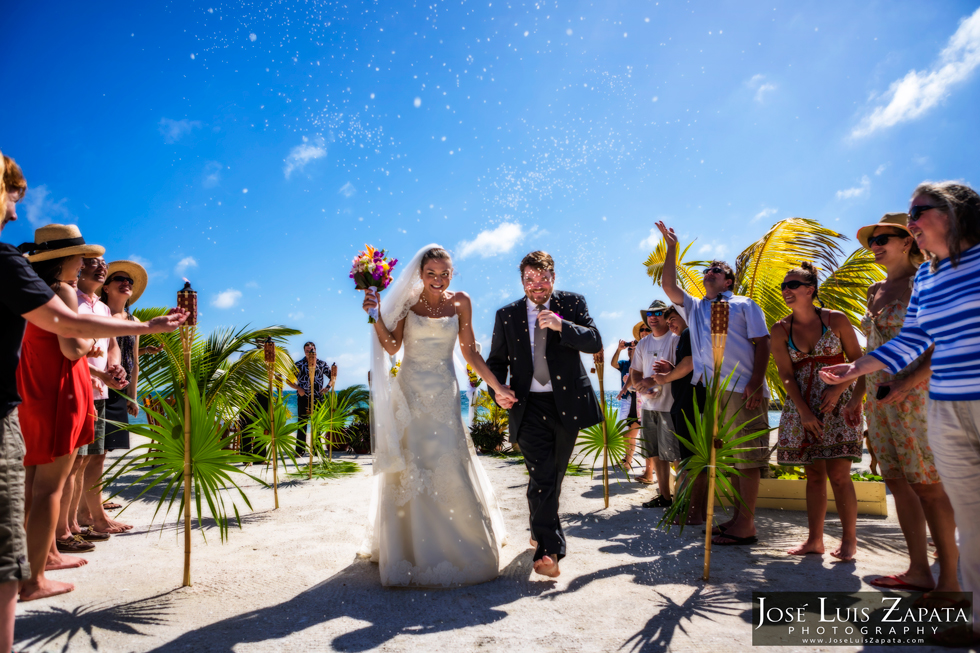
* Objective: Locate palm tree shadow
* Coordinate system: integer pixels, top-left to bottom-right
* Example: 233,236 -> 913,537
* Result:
142,550 -> 548,652
15,590 -> 180,652
623,585 -> 742,653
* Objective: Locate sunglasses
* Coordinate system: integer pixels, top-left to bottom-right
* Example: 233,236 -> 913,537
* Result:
703,266 -> 727,276
866,233 -> 904,247
779,280 -> 814,291
109,275 -> 134,285
83,258 -> 108,268
908,205 -> 942,222
645,310 -> 665,317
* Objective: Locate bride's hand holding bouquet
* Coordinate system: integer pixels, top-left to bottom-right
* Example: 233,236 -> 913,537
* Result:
351,245 -> 398,323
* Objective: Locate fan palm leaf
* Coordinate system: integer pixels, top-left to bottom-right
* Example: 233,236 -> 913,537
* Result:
818,247 -> 884,326
643,238 -> 709,299
242,394 -> 302,470
575,404 -> 631,481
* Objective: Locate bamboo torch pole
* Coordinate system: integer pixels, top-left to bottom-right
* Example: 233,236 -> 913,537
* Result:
703,296 -> 730,582
307,351 -> 316,480
177,282 -> 197,587
263,338 -> 279,509
593,351 -> 610,509
328,363 -> 337,462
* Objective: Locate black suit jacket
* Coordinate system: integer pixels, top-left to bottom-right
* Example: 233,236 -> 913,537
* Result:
486,290 -> 604,442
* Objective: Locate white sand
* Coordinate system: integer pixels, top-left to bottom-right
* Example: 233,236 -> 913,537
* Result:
13,444 -> 954,652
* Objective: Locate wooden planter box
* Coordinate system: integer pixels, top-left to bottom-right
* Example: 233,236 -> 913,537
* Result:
718,478 -> 888,516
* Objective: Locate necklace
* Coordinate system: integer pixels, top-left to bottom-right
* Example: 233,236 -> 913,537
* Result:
420,291 -> 447,316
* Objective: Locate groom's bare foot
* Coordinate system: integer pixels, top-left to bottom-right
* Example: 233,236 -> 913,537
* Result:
529,538 -> 537,549
533,555 -> 560,578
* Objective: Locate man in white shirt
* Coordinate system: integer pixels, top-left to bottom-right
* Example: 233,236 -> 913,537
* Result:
631,300 -> 679,506
655,221 -> 772,546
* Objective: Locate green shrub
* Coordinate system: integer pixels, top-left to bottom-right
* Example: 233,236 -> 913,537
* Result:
470,421 -> 507,454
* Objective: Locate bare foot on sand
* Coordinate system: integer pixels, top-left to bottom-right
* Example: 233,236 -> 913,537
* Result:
45,552 -> 88,570
533,555 -> 560,578
82,518 -> 132,534
529,538 -> 537,549
788,539 -> 825,555
20,578 -> 74,601
830,541 -> 857,562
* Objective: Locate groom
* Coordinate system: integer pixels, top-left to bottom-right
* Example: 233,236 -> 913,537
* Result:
487,251 -> 603,577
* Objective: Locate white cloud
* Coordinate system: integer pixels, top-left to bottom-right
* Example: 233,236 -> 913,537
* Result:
245,281 -> 259,289
836,175 -> 871,200
747,74 -> 777,102
283,135 -> 327,179
22,184 -> 73,227
202,161 -> 223,188
458,222 -> 525,259
639,228 -> 661,250
159,118 -> 201,143
211,289 -> 242,309
599,311 -> 624,319
852,7 -> 980,138
339,181 -> 356,198
288,311 -> 305,321
698,242 -> 730,259
128,254 -> 164,280
752,207 -> 778,224
875,163 -> 888,176
175,256 -> 198,276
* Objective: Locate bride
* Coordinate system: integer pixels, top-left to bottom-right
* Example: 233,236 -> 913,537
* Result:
359,244 -> 517,587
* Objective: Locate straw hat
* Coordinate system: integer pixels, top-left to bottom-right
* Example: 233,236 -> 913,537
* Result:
22,224 -> 104,262
106,260 -> 148,305
632,321 -> 648,341
856,212 -> 926,265
639,299 -> 668,323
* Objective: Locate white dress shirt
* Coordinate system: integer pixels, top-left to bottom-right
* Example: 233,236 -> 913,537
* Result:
526,297 -> 554,392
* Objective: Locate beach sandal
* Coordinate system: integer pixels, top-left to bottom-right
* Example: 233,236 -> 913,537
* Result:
869,575 -> 933,592
102,502 -> 121,510
56,535 -> 95,553
634,475 -> 654,485
78,528 -> 111,542
642,495 -> 672,509
927,625 -> 980,648
913,592 -> 972,612
713,534 -> 758,546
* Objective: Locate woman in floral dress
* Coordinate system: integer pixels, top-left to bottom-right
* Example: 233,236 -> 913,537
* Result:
772,262 -> 865,562
856,213 -> 959,594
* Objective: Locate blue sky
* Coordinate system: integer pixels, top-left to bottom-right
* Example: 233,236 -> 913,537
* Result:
3,1 -> 980,386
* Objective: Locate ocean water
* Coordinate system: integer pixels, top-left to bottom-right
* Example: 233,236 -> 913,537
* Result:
136,390 -> 782,427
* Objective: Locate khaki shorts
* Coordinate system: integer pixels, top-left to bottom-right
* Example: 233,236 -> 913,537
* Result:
79,399 -> 106,456
640,410 -> 680,462
721,390 -> 772,470
0,410 -> 28,583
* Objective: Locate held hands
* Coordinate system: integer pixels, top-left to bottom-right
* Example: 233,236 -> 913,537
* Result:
655,221 -> 678,248
105,364 -> 129,390
819,364 -> 858,386
362,287 -> 380,316
537,310 -> 562,332
819,383 -> 848,415
494,384 -> 518,409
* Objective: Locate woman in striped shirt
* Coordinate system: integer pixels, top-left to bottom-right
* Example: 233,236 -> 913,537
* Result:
821,181 -> 980,647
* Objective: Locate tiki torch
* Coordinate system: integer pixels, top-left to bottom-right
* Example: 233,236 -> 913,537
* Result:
703,296 -> 729,582
307,348 -> 317,480
263,337 -> 279,509
176,281 -> 197,587
593,350 -> 610,509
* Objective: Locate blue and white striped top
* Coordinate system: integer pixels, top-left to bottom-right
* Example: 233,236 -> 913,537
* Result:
869,243 -> 980,401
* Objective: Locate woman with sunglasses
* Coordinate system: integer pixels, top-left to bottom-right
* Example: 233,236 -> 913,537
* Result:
771,262 -> 864,562
853,213 -> 960,597
614,323 -> 649,468
822,182 -> 980,647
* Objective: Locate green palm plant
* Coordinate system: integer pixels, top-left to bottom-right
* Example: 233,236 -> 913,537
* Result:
102,374 -> 262,544
334,384 -> 370,424
133,308 -> 300,420
305,386 -> 361,468
473,389 -> 510,431
575,404 -> 631,482
642,218 -> 885,401
242,394 -> 301,471
658,369 -> 772,533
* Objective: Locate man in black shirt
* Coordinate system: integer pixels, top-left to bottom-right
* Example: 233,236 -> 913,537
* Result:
1,157 -> 187,626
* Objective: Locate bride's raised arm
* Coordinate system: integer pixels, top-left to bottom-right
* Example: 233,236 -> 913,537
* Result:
455,292 -> 517,406
363,287 -> 407,356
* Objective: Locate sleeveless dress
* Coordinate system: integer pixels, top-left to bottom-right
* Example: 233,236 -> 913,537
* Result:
16,322 -> 95,466
363,311 -> 506,587
104,329 -> 136,450
860,298 -> 937,484
777,324 -> 863,465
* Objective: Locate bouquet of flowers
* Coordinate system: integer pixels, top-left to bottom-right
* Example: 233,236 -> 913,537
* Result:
350,245 -> 398,323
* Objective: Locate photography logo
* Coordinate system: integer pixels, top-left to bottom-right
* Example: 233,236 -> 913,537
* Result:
752,592 -> 973,646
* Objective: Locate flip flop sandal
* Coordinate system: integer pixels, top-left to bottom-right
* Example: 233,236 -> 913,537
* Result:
642,495 -> 672,508
869,575 -> 934,592
102,502 -> 122,510
713,534 -> 758,546
913,592 -> 972,611
79,528 -> 111,542
56,535 -> 95,553
634,476 -> 654,485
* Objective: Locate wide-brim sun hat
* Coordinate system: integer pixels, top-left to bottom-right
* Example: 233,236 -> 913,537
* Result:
631,321 -> 648,342
857,212 -> 926,265
22,224 -> 105,262
106,260 -> 148,305
639,299 -> 668,323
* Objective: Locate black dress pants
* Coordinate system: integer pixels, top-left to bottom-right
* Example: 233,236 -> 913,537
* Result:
296,394 -> 313,455
517,392 -> 577,562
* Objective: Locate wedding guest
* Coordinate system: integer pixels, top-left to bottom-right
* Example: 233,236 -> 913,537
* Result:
653,306 -> 708,524
771,262 -> 864,561
612,322 -> 647,468
822,182 -> 980,646
655,221 -> 771,546
630,300 -> 679,505
285,342 -> 334,456
0,163 -> 187,610
852,213 -> 959,593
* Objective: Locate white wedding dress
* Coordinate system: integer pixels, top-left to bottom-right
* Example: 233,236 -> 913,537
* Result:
361,310 -> 507,587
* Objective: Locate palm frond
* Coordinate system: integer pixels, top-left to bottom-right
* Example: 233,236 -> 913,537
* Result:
242,394 -> 301,470
575,404 -> 631,481
643,238 -> 709,299
819,247 -> 884,328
